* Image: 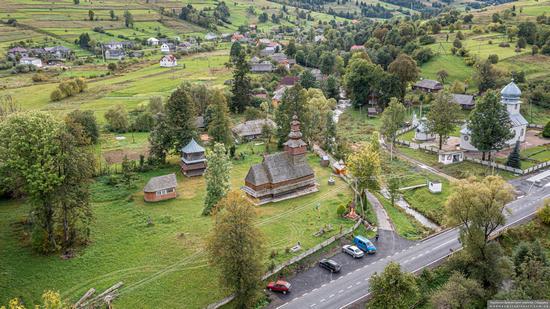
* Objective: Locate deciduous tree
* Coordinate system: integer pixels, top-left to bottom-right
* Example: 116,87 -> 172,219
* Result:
430,272 -> 485,308
388,54 -> 419,93
165,83 -> 197,152
427,91 -> 461,150
369,262 -> 420,309
203,143 -> 232,215
207,191 -> 264,307
207,91 -> 233,147
380,98 -> 406,160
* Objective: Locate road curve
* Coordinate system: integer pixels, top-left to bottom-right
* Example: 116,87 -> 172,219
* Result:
277,185 -> 550,309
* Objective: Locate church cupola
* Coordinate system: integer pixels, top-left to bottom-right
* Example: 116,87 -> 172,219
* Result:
283,114 -> 307,156
501,79 -> 522,115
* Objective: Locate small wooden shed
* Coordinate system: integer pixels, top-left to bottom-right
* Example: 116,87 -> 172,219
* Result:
144,173 -> 178,202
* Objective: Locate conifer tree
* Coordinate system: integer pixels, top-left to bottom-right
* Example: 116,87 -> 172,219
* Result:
230,50 -> 251,113
506,141 -> 521,168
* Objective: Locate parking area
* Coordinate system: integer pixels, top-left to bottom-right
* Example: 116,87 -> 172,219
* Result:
266,230 -> 416,308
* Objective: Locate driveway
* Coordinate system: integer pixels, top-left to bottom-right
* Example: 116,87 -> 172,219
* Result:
267,230 -> 415,308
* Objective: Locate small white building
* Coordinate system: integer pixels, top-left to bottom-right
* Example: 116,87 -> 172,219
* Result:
460,80 -> 528,151
415,117 -> 436,141
19,57 -> 42,67
160,55 -> 177,68
428,180 -> 442,194
147,37 -> 159,46
160,43 -> 171,53
438,151 -> 464,165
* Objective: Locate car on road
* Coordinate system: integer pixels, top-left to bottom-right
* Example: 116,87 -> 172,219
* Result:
267,280 -> 291,294
342,245 -> 364,258
354,235 -> 377,254
319,259 -> 342,273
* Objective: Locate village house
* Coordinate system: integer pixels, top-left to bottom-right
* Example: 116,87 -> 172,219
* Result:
314,35 -> 325,43
180,138 -> 207,177
160,55 -> 177,68
278,76 -> 299,88
272,86 -> 291,106
250,61 -> 274,73
19,57 -> 42,67
143,173 -> 178,202
44,46 -> 72,59
438,150 -> 464,165
412,79 -> 443,93
7,47 -> 29,59
147,37 -> 159,46
104,49 -> 125,60
452,94 -> 475,110
104,41 -> 124,50
350,45 -> 366,52
241,115 -> 318,205
231,33 -> 245,43
415,117 -> 436,141
460,80 -> 528,151
205,33 -> 218,41
232,119 -> 276,141
160,43 -> 174,53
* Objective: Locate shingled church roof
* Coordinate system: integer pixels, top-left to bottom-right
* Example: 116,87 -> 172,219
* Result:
245,152 -> 314,186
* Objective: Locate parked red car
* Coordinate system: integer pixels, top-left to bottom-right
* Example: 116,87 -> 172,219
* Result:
267,280 -> 291,294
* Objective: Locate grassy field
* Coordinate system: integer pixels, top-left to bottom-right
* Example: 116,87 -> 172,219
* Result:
397,145 -> 517,180
374,192 -> 429,240
0,50 -> 231,124
0,146 -> 354,308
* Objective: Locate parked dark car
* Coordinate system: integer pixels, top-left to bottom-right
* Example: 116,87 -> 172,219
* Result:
319,259 -> 342,273
266,280 -> 291,294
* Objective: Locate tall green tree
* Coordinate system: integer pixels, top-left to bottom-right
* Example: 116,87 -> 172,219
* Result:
299,69 -> 318,89
148,113 -> 172,163
65,110 -> 99,145
468,91 -> 513,160
347,137 -> 381,217
344,59 -> 385,108
430,272 -> 485,308
274,85 -> 309,147
230,49 -> 251,113
207,191 -> 264,307
104,105 -> 129,133
322,74 -> 340,100
0,112 -> 64,252
203,143 -> 232,215
369,262 -> 420,309
445,176 -> 514,289
388,53 -> 420,95
380,98 -> 406,160
286,39 -> 297,57
474,60 -> 498,94
166,83 -> 197,152
123,10 -> 134,28
207,91 -> 233,147
426,91 -> 461,150
88,10 -> 94,21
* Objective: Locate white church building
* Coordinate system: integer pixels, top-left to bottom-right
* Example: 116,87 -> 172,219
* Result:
460,80 -> 528,151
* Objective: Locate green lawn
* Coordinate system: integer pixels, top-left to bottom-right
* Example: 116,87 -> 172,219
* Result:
374,192 -> 429,240
420,54 -> 474,87
397,145 -> 517,180
0,148 -> 354,307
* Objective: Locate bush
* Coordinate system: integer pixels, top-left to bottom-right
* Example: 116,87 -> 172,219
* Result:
413,47 -> 434,64
499,42 -> 511,48
418,35 -> 436,45
457,48 -> 469,57
337,204 -> 347,217
543,121 -> 550,138
453,38 -> 462,48
32,73 -> 48,82
538,200 -> 550,225
488,54 -> 499,64
50,88 -> 64,101
464,56 -> 477,66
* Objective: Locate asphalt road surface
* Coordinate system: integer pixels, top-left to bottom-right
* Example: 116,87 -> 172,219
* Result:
275,183 -> 550,309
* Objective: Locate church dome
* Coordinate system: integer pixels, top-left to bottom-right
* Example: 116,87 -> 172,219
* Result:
501,80 -> 521,98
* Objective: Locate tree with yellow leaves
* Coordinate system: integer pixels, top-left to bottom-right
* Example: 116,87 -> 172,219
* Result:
1,290 -> 66,309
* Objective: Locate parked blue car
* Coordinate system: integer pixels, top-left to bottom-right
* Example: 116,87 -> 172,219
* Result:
354,235 -> 377,254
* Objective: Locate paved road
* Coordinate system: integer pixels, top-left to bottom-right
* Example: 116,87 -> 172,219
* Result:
275,183 -> 550,309
267,230 -> 414,308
